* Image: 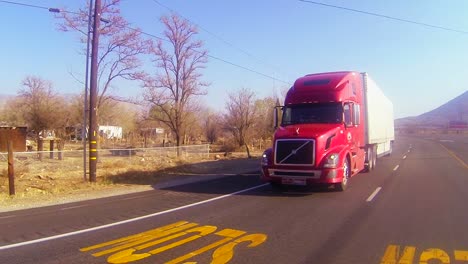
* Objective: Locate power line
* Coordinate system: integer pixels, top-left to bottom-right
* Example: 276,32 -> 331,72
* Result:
128,25 -> 290,85
0,0 -> 80,14
299,0 -> 468,35
149,0 -> 292,82
150,0 -> 259,60
206,54 -> 290,84
0,0 -> 48,10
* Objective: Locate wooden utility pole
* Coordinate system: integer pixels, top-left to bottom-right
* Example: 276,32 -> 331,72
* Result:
7,139 -> 15,195
89,0 -> 101,182
83,0 -> 94,181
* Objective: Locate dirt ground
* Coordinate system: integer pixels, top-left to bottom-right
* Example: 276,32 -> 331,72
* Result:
0,152 -> 261,212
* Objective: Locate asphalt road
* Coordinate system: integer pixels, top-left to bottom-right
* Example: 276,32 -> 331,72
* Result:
0,134 -> 467,264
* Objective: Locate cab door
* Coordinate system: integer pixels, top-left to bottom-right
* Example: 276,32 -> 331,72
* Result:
343,102 -> 365,174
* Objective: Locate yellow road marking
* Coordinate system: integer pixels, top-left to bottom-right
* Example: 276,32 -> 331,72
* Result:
419,248 -> 449,264
106,226 -> 217,263
80,221 -> 268,264
381,245 -> 468,264
166,229 -> 246,264
90,157 -> 97,160
455,250 -> 468,261
440,143 -> 468,169
380,244 -> 416,264
80,221 -> 190,252
93,223 -> 198,257
211,234 -> 267,264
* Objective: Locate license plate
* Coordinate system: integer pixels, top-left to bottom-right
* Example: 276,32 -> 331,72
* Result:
281,178 -> 306,186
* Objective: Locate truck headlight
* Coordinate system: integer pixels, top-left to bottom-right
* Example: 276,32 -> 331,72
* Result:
261,153 -> 268,165
324,153 -> 339,168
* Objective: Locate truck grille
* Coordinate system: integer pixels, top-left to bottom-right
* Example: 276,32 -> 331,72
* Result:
275,139 -> 315,165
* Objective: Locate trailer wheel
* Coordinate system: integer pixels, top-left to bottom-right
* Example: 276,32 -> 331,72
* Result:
335,158 -> 350,192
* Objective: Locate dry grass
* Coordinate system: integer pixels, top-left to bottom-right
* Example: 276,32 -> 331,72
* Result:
0,150 -> 259,209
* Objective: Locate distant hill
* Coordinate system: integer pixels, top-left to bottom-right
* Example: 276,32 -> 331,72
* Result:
395,91 -> 468,128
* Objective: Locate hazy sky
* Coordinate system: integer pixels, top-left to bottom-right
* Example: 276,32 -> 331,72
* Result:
1,0 -> 467,118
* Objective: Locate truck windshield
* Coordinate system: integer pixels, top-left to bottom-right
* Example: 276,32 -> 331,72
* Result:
281,103 -> 343,125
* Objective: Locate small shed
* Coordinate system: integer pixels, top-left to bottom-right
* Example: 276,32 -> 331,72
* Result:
0,126 -> 27,152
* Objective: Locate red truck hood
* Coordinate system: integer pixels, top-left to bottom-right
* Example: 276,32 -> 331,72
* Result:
275,124 -> 341,139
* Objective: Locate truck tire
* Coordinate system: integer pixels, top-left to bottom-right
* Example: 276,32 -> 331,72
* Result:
335,158 -> 350,191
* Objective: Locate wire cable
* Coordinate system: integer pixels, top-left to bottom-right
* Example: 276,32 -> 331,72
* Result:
0,0 -> 48,10
0,0 -> 80,15
299,0 -> 468,35
149,0 -> 291,82
127,24 -> 290,84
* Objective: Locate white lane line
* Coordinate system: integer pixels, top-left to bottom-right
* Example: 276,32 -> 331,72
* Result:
366,187 -> 382,202
403,155 -> 407,159
0,183 -> 269,250
60,205 -> 89,211
393,165 -> 400,171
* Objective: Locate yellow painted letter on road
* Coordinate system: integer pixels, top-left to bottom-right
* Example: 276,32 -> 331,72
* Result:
166,229 -> 247,264
419,248 -> 449,264
107,225 -> 217,264
380,244 -> 416,264
85,221 -> 199,257
210,233 -> 267,264
455,250 -> 468,261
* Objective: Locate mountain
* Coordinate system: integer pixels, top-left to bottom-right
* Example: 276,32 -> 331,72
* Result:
395,91 -> 468,128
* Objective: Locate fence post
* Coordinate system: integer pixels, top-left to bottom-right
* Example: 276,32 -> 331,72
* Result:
38,138 -> 43,161
7,139 -> 15,196
50,139 -> 55,159
58,139 -> 64,160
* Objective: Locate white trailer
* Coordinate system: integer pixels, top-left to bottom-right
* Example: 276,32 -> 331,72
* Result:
362,72 -> 395,169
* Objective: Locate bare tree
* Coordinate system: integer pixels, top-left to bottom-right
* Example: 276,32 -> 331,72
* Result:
203,109 -> 222,144
56,0 -> 150,108
139,14 -> 208,155
224,88 -> 257,158
1,97 -> 27,126
17,76 -> 67,140
254,96 -> 277,140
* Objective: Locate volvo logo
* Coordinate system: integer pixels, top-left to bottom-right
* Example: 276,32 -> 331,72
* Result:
295,127 -> 300,135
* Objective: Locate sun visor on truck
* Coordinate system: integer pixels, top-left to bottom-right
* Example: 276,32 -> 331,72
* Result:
287,79 -> 348,104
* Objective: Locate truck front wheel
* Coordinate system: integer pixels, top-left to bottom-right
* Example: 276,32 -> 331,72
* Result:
335,158 -> 350,191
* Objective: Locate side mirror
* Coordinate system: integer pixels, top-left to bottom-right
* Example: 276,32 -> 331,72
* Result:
273,106 -> 283,129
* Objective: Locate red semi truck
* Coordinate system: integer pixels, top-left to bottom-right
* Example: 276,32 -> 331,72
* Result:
261,71 -> 394,191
